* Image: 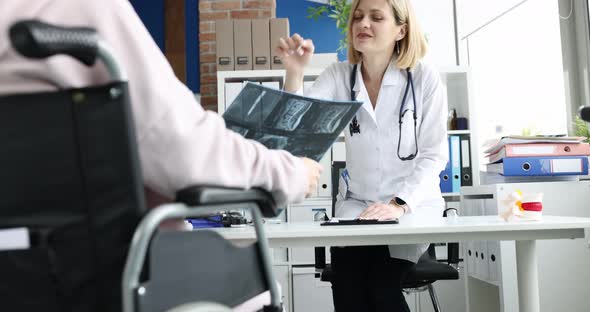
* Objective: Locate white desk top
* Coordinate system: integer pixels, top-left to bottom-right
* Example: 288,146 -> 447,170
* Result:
213,215 -> 590,248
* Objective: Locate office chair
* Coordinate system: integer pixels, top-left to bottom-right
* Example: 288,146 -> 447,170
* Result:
315,161 -> 460,312
0,20 -> 282,312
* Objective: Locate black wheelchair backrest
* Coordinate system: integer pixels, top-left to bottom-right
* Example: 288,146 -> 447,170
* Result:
0,20 -> 145,312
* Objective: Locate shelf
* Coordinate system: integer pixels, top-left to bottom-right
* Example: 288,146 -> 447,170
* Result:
442,192 -> 460,197
217,68 -> 324,80
448,130 -> 470,135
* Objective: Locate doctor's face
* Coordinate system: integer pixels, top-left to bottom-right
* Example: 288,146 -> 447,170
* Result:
351,0 -> 405,59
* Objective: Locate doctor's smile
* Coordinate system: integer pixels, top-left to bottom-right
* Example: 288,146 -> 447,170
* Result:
356,32 -> 373,39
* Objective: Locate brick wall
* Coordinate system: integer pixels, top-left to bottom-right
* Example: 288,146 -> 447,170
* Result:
199,0 -> 276,111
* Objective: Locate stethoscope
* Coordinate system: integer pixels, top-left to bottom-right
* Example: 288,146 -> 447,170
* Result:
349,64 -> 418,161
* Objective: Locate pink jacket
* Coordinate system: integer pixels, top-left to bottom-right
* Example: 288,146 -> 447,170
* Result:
0,0 -> 308,208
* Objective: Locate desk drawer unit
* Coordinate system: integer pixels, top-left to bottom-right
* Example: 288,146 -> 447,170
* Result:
461,181 -> 590,312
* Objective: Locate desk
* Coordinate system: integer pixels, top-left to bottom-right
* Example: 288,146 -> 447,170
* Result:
215,215 -> 590,312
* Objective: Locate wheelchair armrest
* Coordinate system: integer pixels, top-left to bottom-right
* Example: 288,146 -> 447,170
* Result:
175,186 -> 279,218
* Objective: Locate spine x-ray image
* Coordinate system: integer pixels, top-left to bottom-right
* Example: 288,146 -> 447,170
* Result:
223,82 -> 362,162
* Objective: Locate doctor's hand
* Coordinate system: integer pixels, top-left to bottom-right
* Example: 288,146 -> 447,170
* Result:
301,157 -> 323,198
359,202 -> 405,220
275,33 -> 315,73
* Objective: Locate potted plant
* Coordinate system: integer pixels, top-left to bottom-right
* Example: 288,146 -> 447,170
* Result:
572,115 -> 590,143
307,0 -> 352,53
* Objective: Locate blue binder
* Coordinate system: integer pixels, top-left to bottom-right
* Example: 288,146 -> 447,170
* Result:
487,156 -> 589,176
449,135 -> 461,192
439,137 -> 453,193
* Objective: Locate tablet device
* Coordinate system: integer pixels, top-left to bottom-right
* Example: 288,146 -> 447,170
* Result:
320,218 -> 399,226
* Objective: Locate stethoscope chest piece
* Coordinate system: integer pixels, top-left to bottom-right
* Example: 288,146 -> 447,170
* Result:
349,116 -> 360,136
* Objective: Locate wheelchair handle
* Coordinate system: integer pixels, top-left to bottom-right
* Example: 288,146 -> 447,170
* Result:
9,20 -> 126,81
10,20 -> 98,66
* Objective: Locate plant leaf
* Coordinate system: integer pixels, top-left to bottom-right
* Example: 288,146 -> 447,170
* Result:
305,0 -> 351,55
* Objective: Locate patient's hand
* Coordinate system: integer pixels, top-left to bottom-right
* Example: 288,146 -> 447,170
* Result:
359,202 -> 405,220
301,157 -> 322,197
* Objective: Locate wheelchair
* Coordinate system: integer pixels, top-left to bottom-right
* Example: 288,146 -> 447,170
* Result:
0,20 -> 282,312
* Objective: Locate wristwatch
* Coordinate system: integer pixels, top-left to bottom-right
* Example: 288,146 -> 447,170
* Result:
390,197 -> 409,214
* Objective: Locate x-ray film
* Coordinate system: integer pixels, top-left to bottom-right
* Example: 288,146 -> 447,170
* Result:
223,82 -> 362,161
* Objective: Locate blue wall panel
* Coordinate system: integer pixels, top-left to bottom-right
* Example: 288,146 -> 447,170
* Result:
129,0 -> 165,52
129,0 -> 200,93
185,0 -> 199,93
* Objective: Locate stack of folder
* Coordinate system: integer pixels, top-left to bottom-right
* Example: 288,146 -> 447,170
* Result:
482,136 -> 590,184
439,134 -> 472,193
216,18 -> 290,71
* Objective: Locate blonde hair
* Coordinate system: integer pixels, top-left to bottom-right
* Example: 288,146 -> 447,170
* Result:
347,0 -> 427,69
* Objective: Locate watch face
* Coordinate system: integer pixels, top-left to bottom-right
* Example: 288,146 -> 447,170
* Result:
395,197 -> 406,205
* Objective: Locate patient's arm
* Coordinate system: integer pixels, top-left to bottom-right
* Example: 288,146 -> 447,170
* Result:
0,0 -> 310,208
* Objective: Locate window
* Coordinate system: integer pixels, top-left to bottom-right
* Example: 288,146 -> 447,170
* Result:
460,0 -> 568,165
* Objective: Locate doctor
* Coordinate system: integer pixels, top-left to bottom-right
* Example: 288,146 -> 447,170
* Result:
276,0 -> 448,310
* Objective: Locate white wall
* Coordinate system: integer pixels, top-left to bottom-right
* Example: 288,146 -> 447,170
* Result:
413,0 -> 457,66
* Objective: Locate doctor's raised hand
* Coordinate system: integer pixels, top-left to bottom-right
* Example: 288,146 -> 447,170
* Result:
274,33 -> 322,198
275,33 -> 314,70
274,33 -> 315,92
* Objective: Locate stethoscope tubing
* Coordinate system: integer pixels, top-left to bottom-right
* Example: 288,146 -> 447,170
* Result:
349,64 -> 418,160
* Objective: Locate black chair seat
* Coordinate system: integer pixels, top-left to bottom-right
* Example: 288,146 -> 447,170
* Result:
319,258 -> 458,285
317,236 -> 460,289
403,258 -> 458,287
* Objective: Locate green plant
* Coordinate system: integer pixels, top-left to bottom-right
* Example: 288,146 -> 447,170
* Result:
572,115 -> 590,143
307,0 -> 352,52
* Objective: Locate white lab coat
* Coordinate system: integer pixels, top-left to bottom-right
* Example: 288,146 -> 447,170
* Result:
304,60 -> 448,262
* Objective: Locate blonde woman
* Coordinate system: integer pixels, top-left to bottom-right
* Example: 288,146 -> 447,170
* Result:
277,0 -> 448,310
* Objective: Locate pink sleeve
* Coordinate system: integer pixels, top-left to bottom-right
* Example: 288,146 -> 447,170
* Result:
92,0 -> 309,207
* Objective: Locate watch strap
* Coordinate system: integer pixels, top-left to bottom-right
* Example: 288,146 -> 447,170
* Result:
389,197 -> 408,214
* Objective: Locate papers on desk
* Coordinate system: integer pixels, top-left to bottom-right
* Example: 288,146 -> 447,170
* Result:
223,82 -> 362,161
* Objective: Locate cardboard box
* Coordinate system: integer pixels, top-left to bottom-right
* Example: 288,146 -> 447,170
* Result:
215,20 -> 234,71
251,19 -> 271,70
233,19 -> 253,70
270,18 -> 289,70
